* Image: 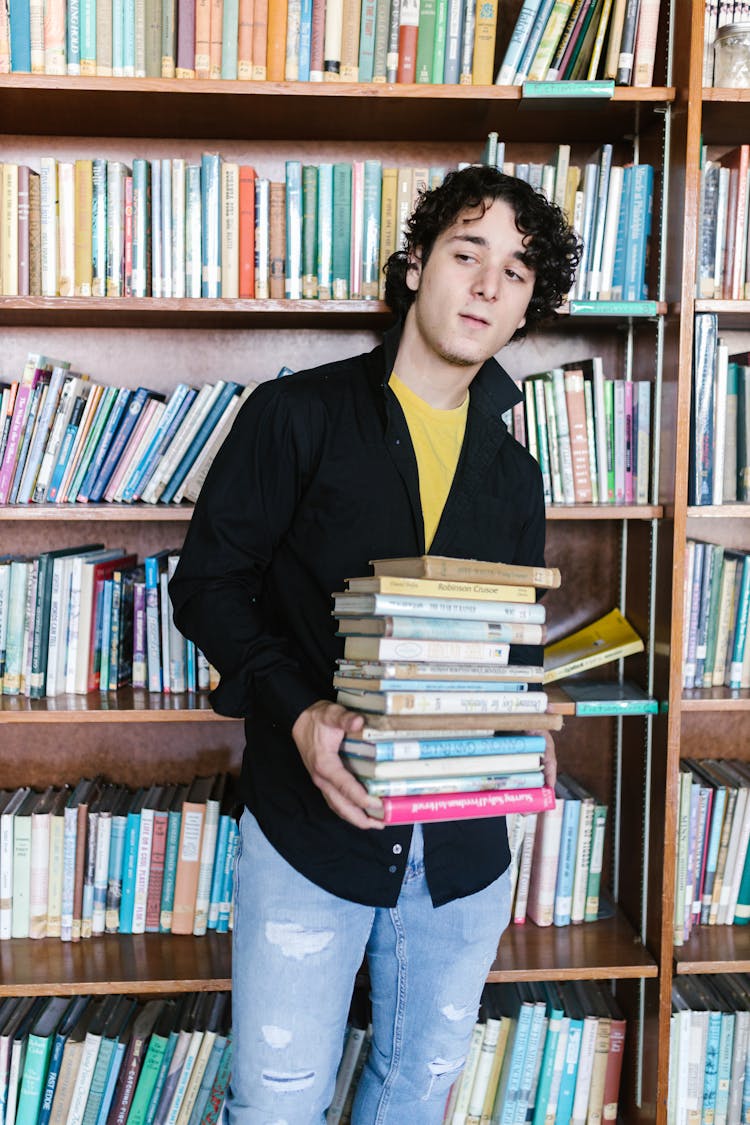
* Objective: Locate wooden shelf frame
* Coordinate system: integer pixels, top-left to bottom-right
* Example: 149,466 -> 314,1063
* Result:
674,925 -> 750,975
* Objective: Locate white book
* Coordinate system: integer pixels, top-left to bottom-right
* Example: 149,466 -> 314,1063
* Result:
46,554 -> 73,697
586,145 -> 613,300
161,158 -> 173,298
175,1028 -> 217,1125
542,377 -> 564,505
714,167 -> 730,297
192,787 -> 220,936
40,157 -> 58,297
131,802 -> 156,934
106,161 -> 127,297
336,688 -> 548,715
29,791 -> 53,938
65,1025 -> 103,1125
570,797 -> 595,924
465,1017 -> 501,1120
141,382 -> 223,504
570,1016 -> 599,1125
21,558 -> 38,696
712,342 -> 729,506
177,384 -> 256,503
91,808 -> 111,935
597,165 -> 624,301
165,1029 -> 205,1125
255,178 -> 271,299
635,380 -> 652,505
551,369 -> 575,504
574,164 -> 600,301
57,162 -> 75,296
171,158 -> 187,299
513,812 -> 538,923
0,789 -> 30,939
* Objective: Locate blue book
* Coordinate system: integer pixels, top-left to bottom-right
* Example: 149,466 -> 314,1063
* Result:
118,791 -> 146,933
715,1011 -> 736,1125
298,0 -> 313,78
46,391 -> 88,503
494,0 -> 543,83
186,1034 -> 227,1125
490,987 -> 535,1125
554,1016 -> 583,1125
513,0 -> 555,83
112,0 -> 123,71
160,784 -> 188,932
316,164 -> 333,298
623,163 -> 654,301
77,386 -> 133,502
688,314 -> 718,507
131,161 -> 151,298
95,1036 -> 128,1125
159,382 -> 242,503
89,388 -> 158,502
514,989 -> 548,1122
729,554 -> 750,689
143,1024 -> 181,1125
357,0 -> 377,80
342,734 -> 546,761
611,164 -> 634,301
201,153 -> 221,298
221,0 -> 239,76
67,0 -> 81,70
442,0 -> 463,82
151,159 -> 162,297
553,784 -> 581,927
216,818 -> 238,934
338,678 -> 528,692
207,813 -> 231,930
37,997 -> 91,1125
702,1008 -> 723,1125
9,0 -> 31,69
123,0 -> 136,72
98,578 -> 114,692
531,984 -> 565,1125
105,794 -> 129,932
120,383 -> 195,502
81,996 -> 136,1125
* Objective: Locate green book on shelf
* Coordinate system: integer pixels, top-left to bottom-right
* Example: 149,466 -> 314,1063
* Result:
561,679 -> 657,715
332,163 -> 352,300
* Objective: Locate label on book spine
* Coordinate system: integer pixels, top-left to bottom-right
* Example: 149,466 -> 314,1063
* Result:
522,80 -> 615,100
568,299 -> 659,318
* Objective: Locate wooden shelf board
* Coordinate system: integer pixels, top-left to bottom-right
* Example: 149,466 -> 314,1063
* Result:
0,690 -> 239,721
0,932 -> 232,996
0,77 -> 674,142
694,300 -> 750,327
674,924 -> 750,975
681,688 -> 750,711
487,908 -> 657,981
686,504 -> 750,518
0,503 -> 194,521
546,504 -> 662,520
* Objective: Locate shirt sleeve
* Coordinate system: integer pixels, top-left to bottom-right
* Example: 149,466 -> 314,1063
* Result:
168,382 -> 323,730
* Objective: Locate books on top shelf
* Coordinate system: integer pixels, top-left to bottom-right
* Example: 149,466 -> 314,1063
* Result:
0,544 -> 217,699
681,540 -> 750,691
333,554 -> 560,825
495,0 -> 663,86
0,353 -> 258,507
0,773 -> 239,941
543,608 -> 644,684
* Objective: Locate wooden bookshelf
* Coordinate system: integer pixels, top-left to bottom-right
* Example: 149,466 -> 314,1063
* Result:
681,688 -> 750,711
0,690 -> 239,720
674,926 -> 750,975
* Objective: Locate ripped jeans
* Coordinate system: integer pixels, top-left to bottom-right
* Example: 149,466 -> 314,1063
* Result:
226,810 -> 512,1124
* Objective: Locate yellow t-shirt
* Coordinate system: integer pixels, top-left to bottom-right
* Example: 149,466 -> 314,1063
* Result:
390,373 -> 469,550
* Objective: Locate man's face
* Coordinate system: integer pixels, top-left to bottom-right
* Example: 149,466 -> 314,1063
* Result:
405,198 -> 536,370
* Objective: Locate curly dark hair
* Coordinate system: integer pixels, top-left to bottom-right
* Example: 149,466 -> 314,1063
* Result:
384,164 -> 582,340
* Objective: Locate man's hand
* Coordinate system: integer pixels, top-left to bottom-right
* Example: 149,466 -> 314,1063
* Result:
541,731 -> 557,790
292,700 -> 385,830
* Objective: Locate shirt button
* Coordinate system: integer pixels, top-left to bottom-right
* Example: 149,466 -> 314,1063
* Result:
392,844 -> 402,855
389,865 -> 397,874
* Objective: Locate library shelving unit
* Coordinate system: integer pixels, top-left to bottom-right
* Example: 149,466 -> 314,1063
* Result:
1,1 -> 689,1120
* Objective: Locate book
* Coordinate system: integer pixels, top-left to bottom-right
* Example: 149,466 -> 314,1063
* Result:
543,608 -> 644,683
366,784 -> 556,824
336,687 -> 549,714
342,749 -> 543,779
340,732 -> 546,760
370,555 -> 561,588
560,677 -> 657,714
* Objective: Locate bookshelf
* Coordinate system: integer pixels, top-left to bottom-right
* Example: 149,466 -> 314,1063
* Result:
0,0 -> 692,1119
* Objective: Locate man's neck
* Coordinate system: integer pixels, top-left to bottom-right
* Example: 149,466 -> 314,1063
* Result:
392,324 -> 479,409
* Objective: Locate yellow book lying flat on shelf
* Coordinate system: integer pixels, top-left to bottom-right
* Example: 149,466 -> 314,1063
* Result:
543,608 -> 644,684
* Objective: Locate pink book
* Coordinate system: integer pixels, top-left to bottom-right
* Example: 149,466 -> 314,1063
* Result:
0,357 -> 44,504
369,785 -> 555,826
103,397 -> 160,502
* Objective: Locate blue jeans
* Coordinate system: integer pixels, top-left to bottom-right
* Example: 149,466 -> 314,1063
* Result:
227,809 -> 511,1124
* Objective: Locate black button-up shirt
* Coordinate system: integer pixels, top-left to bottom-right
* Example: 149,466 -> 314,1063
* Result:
169,322 -> 546,907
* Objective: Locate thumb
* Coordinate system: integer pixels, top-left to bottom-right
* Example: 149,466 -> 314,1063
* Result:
339,709 -> 366,732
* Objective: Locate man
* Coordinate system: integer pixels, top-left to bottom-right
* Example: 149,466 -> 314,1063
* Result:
169,164 -> 580,1122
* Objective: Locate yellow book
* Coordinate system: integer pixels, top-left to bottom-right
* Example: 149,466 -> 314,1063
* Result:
74,159 -> 93,297
221,161 -> 240,299
480,1016 -> 511,1123
57,161 -> 75,297
2,163 -> 18,297
345,575 -> 537,603
471,0 -> 498,84
586,0 -> 614,80
527,0 -> 575,81
378,166 -> 398,301
543,607 -> 644,684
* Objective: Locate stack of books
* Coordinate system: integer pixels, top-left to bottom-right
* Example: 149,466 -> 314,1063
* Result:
331,554 -> 563,825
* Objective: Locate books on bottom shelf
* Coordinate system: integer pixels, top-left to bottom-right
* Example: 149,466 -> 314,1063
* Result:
0,773 -> 240,941
673,758 -> 750,946
0,991 -> 231,1125
442,979 -> 626,1125
669,974 -> 750,1125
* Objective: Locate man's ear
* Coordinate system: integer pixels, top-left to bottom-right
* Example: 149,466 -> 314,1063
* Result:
405,248 -> 422,293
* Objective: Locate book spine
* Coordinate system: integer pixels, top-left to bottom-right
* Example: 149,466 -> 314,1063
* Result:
376,785 -> 555,825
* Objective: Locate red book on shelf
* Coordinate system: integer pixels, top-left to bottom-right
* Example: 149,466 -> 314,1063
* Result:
239,166 -> 256,298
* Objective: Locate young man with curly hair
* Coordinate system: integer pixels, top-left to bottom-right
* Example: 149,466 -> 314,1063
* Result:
169,165 -> 581,1123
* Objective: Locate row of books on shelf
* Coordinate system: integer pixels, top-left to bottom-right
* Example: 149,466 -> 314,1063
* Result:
481,138 -> 655,305
689,315 -> 750,507
673,759 -> 750,947
669,975 -> 750,1125
0,147 -> 655,303
0,355 -> 256,509
681,539 -> 750,691
0,991 -> 231,1125
0,544 -> 216,699
442,979 -> 626,1125
1,0 -> 662,88
701,0 -> 750,87
696,144 -> 750,301
333,557 -> 559,825
505,774 -> 608,928
504,363 -> 652,507
0,773 -> 237,941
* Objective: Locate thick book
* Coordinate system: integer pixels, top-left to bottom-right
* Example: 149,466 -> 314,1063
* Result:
334,591 -> 546,623
370,554 -> 561,588
341,732 -> 546,761
543,608 -> 644,683
335,675 -> 531,693
344,575 -> 536,602
335,661 -> 544,684
366,784 -> 556,824
336,687 -> 549,715
342,749 -> 543,780
347,712 -> 563,736
335,615 -> 546,644
342,636 -> 511,664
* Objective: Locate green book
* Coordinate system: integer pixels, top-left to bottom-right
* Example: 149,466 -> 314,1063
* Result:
604,378 -> 615,501
584,803 -> 608,921
415,0 -> 437,81
220,0 -> 239,77
371,0 -> 391,80
15,997 -> 71,1125
125,1001 -> 180,1125
332,163 -> 352,300
316,164 -> 334,300
81,996 -> 137,1125
563,0 -> 603,79
302,166 -> 319,299
431,0 -> 448,82
160,783 -> 188,932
